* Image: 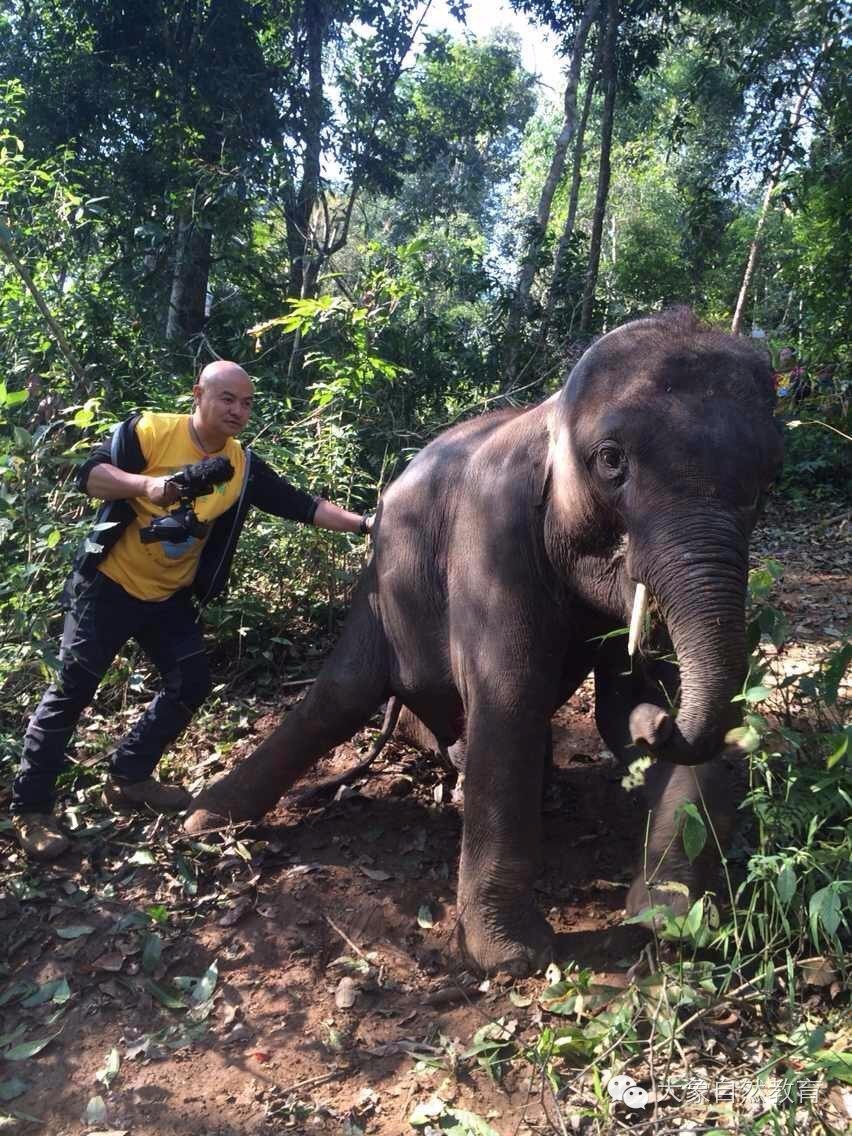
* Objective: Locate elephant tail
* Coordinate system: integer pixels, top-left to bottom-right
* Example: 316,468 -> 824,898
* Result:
291,696 -> 403,806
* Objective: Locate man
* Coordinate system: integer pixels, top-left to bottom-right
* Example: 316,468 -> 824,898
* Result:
11,361 -> 372,860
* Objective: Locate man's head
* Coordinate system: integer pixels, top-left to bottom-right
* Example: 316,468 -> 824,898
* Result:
192,361 -> 254,446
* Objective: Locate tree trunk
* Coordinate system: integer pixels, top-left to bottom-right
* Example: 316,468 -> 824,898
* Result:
502,0 -> 599,383
286,0 -> 326,301
727,93 -> 822,331
165,214 -> 213,342
579,0 -> 618,335
0,223 -> 87,384
730,56 -> 825,335
540,72 -> 598,342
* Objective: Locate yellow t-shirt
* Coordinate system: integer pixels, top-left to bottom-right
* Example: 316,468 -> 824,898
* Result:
99,412 -> 246,601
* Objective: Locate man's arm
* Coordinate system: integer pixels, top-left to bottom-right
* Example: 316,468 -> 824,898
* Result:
85,464 -> 179,507
248,453 -> 370,533
313,498 -> 371,535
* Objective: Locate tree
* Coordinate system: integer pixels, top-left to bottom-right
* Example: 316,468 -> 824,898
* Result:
729,3 -> 842,334
578,0 -> 618,332
502,0 -> 599,382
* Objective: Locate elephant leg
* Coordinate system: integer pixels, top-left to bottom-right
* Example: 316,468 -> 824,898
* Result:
395,705 -> 458,772
594,643 -> 736,916
456,704 -> 554,975
395,706 -> 441,752
184,576 -> 389,835
626,758 -> 738,917
444,727 -> 552,780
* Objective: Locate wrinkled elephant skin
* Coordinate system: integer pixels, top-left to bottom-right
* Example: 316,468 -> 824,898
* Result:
185,310 -> 782,975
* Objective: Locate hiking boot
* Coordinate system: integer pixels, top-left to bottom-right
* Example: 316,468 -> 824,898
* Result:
12,813 -> 70,861
103,776 -> 191,813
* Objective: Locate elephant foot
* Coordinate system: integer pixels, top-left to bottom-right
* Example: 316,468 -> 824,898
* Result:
457,896 -> 553,976
183,802 -> 243,837
183,767 -> 274,837
626,876 -> 693,922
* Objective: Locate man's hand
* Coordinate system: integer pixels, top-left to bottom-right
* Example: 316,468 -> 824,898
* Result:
145,476 -> 180,507
87,463 -> 181,504
312,499 -> 375,535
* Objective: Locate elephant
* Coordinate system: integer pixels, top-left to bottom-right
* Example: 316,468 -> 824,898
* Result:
184,308 -> 783,975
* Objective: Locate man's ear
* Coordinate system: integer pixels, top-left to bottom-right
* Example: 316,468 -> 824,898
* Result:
192,383 -> 203,404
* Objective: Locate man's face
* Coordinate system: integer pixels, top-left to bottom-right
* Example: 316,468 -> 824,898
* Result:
194,372 -> 254,439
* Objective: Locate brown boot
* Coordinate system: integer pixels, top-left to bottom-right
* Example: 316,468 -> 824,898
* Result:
103,776 -> 191,813
12,813 -> 70,861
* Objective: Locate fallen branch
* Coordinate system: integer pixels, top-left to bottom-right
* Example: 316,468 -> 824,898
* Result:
323,913 -> 369,961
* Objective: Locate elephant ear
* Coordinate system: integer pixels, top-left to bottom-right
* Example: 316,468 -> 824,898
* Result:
545,412 -> 606,546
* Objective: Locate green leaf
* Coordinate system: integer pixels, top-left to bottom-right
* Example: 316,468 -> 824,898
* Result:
128,848 -> 156,866
174,854 -> 197,895
826,728 -> 849,769
144,981 -> 185,1010
85,1095 -> 107,1126
20,978 -> 70,1007
45,528 -> 61,549
191,961 -> 218,1006
679,803 -> 707,863
146,905 -> 169,925
55,925 -> 95,939
821,645 -> 852,706
811,1050 -> 852,1085
743,684 -> 771,704
0,1079 -> 28,1103
809,886 -> 842,942
416,904 -> 434,929
141,932 -> 162,976
0,983 -> 36,1008
2,1033 -> 61,1060
683,898 -> 704,939
776,864 -> 797,905
95,1046 -> 120,1088
540,981 -> 580,1016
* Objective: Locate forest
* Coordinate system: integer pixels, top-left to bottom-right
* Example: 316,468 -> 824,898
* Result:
0,1 -> 849,1134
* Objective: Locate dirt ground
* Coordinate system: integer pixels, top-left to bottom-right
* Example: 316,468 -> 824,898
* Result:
0,500 -> 848,1135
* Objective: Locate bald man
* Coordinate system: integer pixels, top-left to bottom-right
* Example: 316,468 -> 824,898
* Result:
11,362 -> 372,859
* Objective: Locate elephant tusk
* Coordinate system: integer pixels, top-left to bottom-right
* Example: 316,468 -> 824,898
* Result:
628,583 -> 648,657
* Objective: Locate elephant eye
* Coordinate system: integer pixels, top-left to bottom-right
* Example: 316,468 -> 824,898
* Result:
595,444 -> 626,481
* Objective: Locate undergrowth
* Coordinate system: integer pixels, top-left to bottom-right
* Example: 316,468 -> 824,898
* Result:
406,561 -> 850,1136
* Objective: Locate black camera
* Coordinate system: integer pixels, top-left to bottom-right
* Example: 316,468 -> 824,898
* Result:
139,456 -> 235,545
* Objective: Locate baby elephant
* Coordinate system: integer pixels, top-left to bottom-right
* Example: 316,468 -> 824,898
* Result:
185,309 -> 782,974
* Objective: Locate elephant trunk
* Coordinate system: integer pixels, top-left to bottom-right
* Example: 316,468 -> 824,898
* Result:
629,508 -> 749,766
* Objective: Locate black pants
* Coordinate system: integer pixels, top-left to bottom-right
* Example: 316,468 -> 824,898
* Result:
12,573 -> 211,814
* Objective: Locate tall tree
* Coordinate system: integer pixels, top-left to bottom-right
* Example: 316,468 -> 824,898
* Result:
502,0 -> 599,383
579,0 -> 619,332
730,26 -> 837,333
540,67 -> 598,340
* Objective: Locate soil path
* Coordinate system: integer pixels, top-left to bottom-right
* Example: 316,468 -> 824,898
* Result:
0,500 -> 848,1135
